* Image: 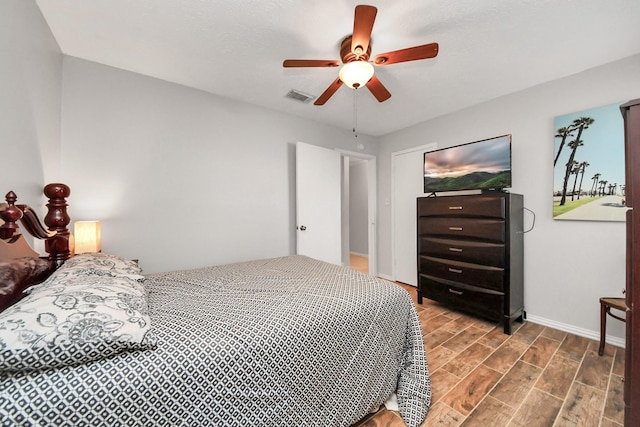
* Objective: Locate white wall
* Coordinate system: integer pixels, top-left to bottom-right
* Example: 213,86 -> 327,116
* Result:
0,0 -> 62,209
378,53 -> 640,342
60,57 -> 377,274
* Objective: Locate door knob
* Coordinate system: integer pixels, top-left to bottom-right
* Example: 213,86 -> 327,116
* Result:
299,225 -> 307,231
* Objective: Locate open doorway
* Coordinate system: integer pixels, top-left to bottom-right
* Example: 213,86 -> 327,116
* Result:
338,150 -> 377,276
348,159 -> 369,273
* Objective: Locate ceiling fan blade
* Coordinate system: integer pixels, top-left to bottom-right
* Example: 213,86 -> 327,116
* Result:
283,59 -> 340,68
314,78 -> 344,105
365,75 -> 391,102
351,5 -> 377,57
373,42 -> 439,66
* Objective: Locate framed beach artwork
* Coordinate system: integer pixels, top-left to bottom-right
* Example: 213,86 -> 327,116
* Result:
553,102 -> 626,222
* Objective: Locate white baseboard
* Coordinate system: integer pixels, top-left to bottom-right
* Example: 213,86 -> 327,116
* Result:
377,273 -> 394,282
349,251 -> 368,258
526,314 -> 625,349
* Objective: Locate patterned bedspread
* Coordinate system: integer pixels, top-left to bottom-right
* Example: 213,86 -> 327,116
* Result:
1,255 -> 430,426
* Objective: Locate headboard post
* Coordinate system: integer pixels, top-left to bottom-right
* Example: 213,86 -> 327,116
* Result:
0,191 -> 23,240
43,183 -> 72,267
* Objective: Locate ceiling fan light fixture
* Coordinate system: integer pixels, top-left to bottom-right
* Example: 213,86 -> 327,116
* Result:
339,61 -> 374,89
283,5 -> 438,105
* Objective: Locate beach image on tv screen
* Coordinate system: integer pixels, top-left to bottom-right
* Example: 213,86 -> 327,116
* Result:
424,135 -> 511,193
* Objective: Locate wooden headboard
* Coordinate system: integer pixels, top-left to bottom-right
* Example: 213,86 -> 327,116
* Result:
0,183 -> 72,311
0,183 -> 72,266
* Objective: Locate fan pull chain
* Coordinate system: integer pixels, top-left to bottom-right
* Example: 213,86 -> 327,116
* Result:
353,88 -> 358,138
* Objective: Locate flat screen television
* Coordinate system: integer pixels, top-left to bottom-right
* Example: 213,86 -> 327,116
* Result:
423,134 -> 512,193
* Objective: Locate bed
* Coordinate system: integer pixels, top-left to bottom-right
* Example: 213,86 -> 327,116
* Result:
0,184 -> 431,426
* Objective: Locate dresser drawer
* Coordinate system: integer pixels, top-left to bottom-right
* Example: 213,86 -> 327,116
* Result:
419,236 -> 505,267
418,217 -> 506,243
419,255 -> 504,291
417,195 -> 506,219
419,275 -> 503,322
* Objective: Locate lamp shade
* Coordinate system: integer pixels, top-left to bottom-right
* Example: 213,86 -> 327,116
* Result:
339,61 -> 374,88
74,221 -> 102,254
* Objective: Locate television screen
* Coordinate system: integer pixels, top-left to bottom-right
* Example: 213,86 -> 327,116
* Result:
423,134 -> 512,193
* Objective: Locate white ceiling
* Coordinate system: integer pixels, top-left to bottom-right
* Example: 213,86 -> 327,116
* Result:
35,0 -> 640,136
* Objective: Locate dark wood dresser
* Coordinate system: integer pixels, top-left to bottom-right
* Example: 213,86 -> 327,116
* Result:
621,98 -> 640,426
416,192 -> 524,334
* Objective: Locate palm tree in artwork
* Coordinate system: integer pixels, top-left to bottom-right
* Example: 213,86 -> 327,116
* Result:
570,162 -> 581,201
554,126 -> 576,167
560,139 -> 583,204
599,180 -> 608,196
560,116 -> 595,206
575,161 -> 589,200
590,173 -> 601,196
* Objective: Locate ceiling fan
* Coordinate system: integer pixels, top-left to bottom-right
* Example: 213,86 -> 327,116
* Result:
283,4 -> 439,106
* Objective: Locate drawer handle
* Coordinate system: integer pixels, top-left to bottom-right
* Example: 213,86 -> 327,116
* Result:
449,268 -> 463,274
448,247 -> 463,252
449,288 -> 463,295
449,226 -> 463,231
448,206 -> 463,210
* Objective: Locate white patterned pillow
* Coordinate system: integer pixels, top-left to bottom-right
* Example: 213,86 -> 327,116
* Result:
44,252 -> 144,284
0,275 -> 156,372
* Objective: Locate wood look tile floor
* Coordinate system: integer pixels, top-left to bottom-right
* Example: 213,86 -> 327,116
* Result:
348,255 -> 625,427
350,253 -> 369,275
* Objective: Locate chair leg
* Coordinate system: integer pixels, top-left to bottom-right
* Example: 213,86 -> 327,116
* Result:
598,302 -> 606,356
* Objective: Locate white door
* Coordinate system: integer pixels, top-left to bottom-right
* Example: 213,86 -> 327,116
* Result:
296,142 -> 342,265
392,143 -> 437,285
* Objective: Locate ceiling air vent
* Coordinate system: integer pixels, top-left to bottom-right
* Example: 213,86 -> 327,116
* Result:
285,89 -> 315,104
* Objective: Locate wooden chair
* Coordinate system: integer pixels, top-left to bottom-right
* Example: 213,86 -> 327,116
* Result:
599,297 -> 627,356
